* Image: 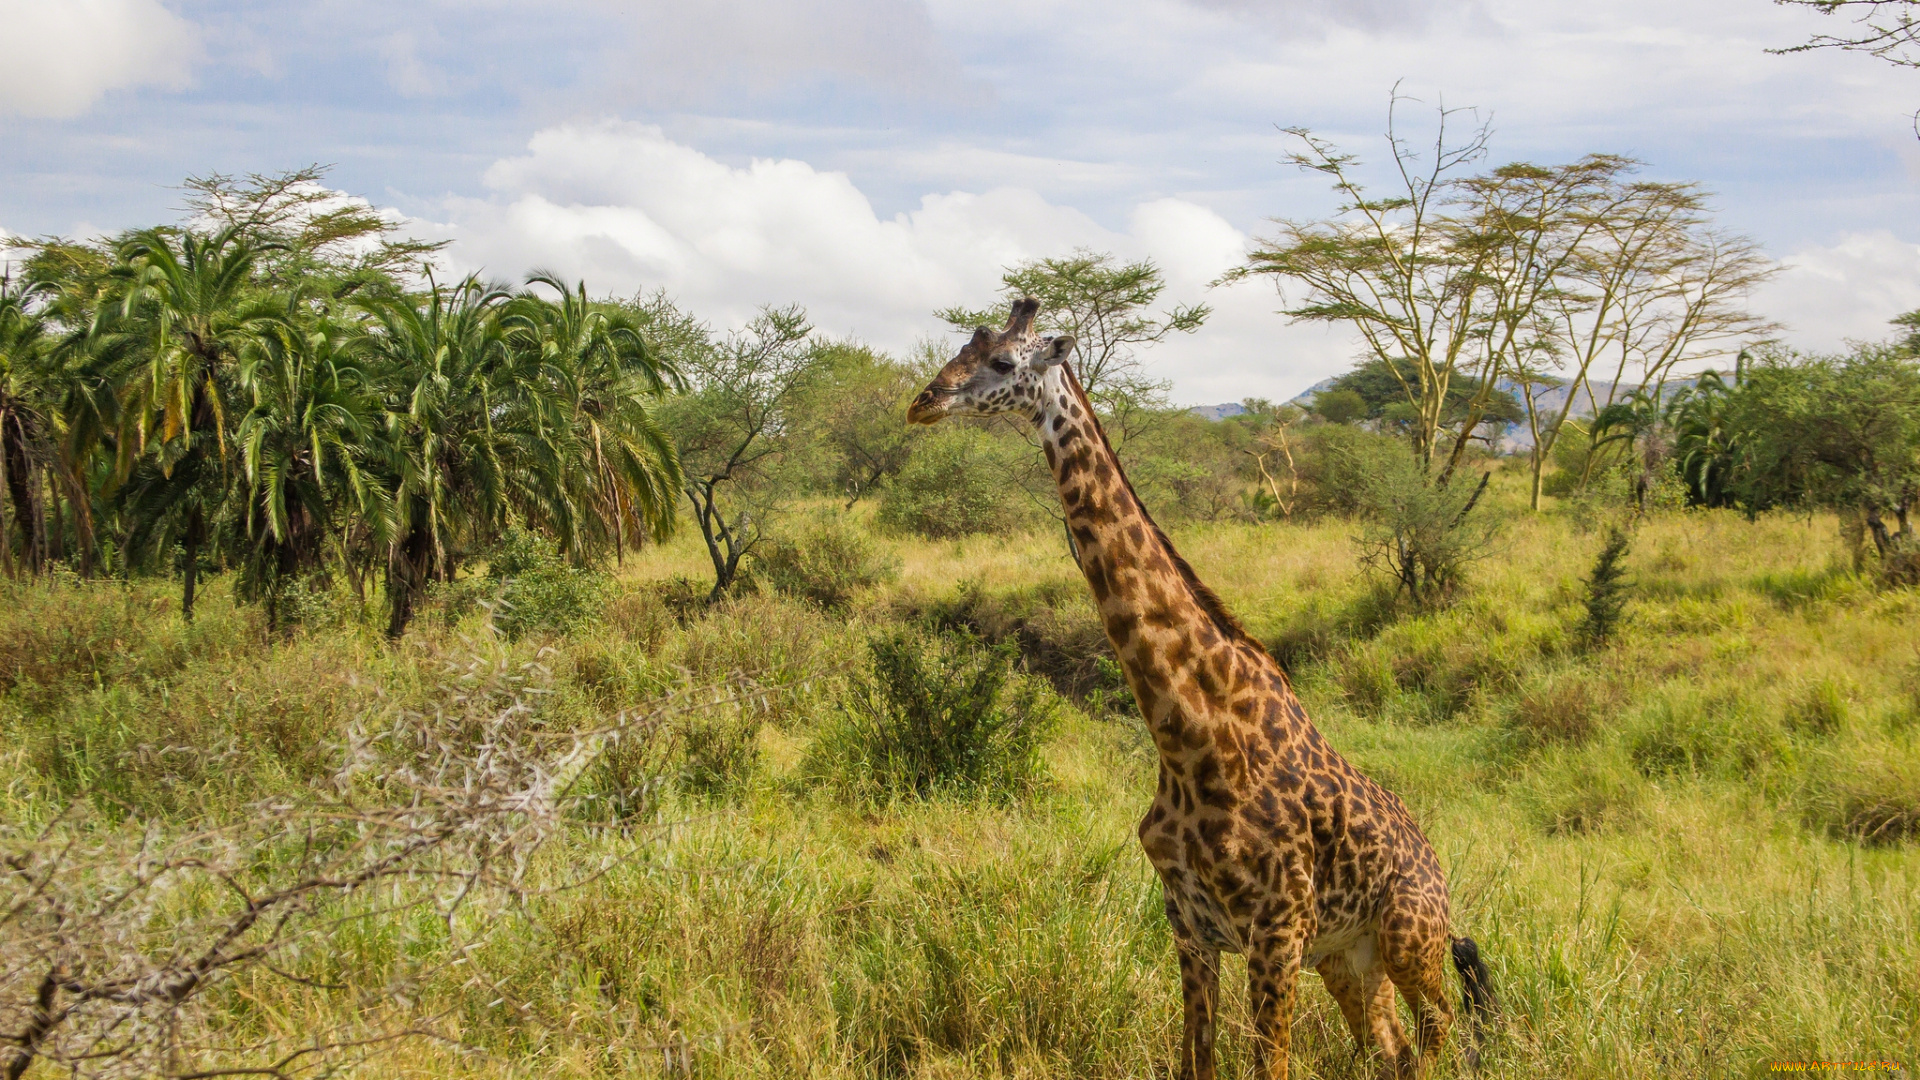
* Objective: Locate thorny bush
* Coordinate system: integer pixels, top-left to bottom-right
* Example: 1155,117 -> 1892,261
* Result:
0,624 -> 768,1080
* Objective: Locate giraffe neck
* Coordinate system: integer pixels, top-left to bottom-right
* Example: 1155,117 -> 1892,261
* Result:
1030,365 -> 1260,750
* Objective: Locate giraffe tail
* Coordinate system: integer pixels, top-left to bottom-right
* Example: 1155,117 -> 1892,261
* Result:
1449,934 -> 1499,1069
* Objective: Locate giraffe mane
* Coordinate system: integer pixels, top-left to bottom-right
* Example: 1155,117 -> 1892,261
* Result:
1058,362 -> 1264,653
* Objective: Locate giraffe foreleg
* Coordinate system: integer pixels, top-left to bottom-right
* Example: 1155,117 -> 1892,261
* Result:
1174,940 -> 1220,1080
1247,916 -> 1310,1080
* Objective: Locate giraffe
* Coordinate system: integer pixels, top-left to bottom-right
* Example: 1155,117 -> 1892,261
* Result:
906,299 -> 1497,1079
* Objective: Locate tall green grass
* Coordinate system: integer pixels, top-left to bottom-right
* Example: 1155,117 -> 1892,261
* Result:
3,482 -> 1917,1078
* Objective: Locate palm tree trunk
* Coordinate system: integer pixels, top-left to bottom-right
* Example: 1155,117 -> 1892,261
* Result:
386,522 -> 432,640
181,505 -> 205,624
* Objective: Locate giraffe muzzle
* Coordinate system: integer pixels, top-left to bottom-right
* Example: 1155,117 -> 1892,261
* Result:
906,390 -> 950,425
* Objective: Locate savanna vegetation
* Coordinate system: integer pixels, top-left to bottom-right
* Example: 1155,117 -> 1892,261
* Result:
3,137 -> 1919,1078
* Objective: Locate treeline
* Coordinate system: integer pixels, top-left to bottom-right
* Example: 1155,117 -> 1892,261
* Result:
4,157 -> 1919,638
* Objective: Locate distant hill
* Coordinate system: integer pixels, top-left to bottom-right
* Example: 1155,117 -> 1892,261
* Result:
1188,376 -> 1699,451
1187,402 -> 1248,421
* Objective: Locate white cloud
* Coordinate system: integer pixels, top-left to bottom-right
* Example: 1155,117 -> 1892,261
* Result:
0,0 -> 198,118
419,121 -> 1355,402
1759,231 -> 1920,352
377,32 -> 444,98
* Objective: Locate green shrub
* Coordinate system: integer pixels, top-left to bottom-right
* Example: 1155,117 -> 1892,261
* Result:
877,426 -> 1038,539
481,525 -> 611,640
1349,450 -> 1499,608
806,629 -> 1059,802
755,510 -> 898,611
1312,388 -> 1367,425
926,578 -> 1113,701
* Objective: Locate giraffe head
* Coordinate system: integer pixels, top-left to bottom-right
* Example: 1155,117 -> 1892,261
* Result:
907,296 -> 1076,425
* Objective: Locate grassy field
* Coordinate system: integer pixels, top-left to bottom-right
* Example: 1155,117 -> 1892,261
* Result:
3,475 -> 1918,1078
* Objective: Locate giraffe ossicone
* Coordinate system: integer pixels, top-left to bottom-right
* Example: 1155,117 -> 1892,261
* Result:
909,298 -> 1498,1080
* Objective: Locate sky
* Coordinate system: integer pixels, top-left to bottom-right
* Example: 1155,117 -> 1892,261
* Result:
2,0 -> 1917,404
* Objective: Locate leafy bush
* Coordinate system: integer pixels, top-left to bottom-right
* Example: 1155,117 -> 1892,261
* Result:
755,510 -> 898,611
481,525 -> 611,640
1311,387 -> 1367,425
877,426 -> 1039,539
1124,417 -> 1252,523
926,578 -> 1114,701
807,629 -> 1060,802
1349,450 -> 1498,608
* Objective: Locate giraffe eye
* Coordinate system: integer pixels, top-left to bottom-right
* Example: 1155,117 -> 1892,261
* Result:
990,358 -> 1016,374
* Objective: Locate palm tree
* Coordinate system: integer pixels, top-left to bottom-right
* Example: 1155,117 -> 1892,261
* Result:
360,274 -> 514,639
233,311 -> 389,635
1668,370 -> 1743,509
111,226 -> 277,619
0,272 -> 52,576
500,272 -> 682,563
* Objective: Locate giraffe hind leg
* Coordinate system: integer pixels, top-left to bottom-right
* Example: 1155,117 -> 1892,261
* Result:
1317,950 -> 1407,1080
1384,940 -> 1453,1080
1364,961 -> 1410,1079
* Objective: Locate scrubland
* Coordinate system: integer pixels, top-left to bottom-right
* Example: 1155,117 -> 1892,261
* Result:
3,478 -> 1917,1079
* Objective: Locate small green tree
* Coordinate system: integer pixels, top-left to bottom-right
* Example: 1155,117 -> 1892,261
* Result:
1579,526 -> 1635,648
877,425 -> 1038,539
663,306 -> 819,599
936,250 -> 1206,433
1311,388 -> 1367,425
789,341 -> 919,507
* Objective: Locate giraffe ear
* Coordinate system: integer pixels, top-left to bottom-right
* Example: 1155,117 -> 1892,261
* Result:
1029,335 -> 1074,371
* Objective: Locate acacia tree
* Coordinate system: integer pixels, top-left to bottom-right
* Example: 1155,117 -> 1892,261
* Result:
178,165 -> 444,293
664,306 -> 819,599
1226,99 -> 1499,474
1774,1 -> 1919,134
791,341 -> 919,508
1517,174 -> 1773,508
1233,100 -> 1773,509
1775,1 -> 1919,65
